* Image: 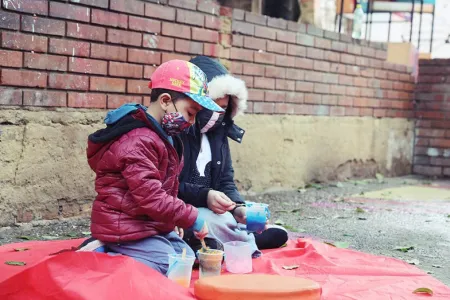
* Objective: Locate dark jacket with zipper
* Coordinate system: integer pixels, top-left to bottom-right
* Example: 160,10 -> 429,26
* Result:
177,55 -> 248,208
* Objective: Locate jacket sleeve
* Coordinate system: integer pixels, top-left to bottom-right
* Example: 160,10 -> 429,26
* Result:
178,181 -> 210,208
218,140 -> 245,204
117,135 -> 198,229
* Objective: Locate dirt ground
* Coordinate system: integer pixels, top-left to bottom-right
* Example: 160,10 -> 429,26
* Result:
1,175 -> 449,286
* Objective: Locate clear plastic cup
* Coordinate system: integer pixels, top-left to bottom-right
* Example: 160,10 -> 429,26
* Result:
197,250 -> 224,278
167,253 -> 195,288
224,241 -> 253,274
246,202 -> 270,232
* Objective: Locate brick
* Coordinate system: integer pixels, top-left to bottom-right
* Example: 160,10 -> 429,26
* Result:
0,10 -> 19,30
92,9 -> 128,29
324,73 -> 339,84
242,63 -> 264,76
360,108 -> 374,116
322,51 -> 340,63
177,9 -> 204,26
314,38 -> 331,49
341,54 -> 356,64
70,0 -> 109,8
307,25 -> 323,37
108,29 -> 142,46
91,77 -> 126,93
245,11 -> 266,25
49,39 -> 90,57
22,15 -> 65,36
175,39 -> 203,55
0,50 -> 22,67
413,165 -> 442,176
255,25 -> 276,40
296,33 -> 314,47
430,139 -> 450,148
23,90 -> 66,107
68,93 -> 106,108
275,103 -> 295,114
238,75 -> 253,88
417,129 -> 446,138
265,66 -> 285,78
253,52 -> 275,65
143,35 -> 174,51
232,35 -> 244,47
265,91 -> 285,102
295,57 -> 314,70
203,43 -> 224,58
49,73 -> 89,90
430,157 -> 450,167
50,2 -> 90,22
306,71 -> 324,83
346,65 -> 360,76
69,57 -> 107,75
286,92 -> 303,103
304,93 -> 322,104
67,22 -> 106,42
267,17 -> 287,29
254,77 -> 275,89
162,22 -> 191,38
1,69 -> 47,88
244,37 -> 266,51
91,43 -> 127,61
205,15 -> 220,30
128,49 -> 161,65
232,21 -> 254,36
111,0 -> 145,15
0,88 -> 22,105
276,79 -> 295,91
108,95 -> 143,108
192,28 -> 219,43
2,0 -> 48,16
321,95 -> 337,105
287,44 -> 305,57
169,0 -> 196,9
338,96 -> 353,106
127,79 -> 152,94
109,62 -> 143,78
197,0 -> 220,15
330,85 -> 346,95
331,41 -> 347,52
375,69 -> 387,79
267,41 -> 287,54
306,48 -> 324,60
295,81 -> 314,92
248,89 -> 264,101
354,77 -> 368,87
144,65 -> 157,79
347,44 -> 363,55
324,31 -> 340,41
275,55 -> 295,67
277,31 -> 296,44
355,56 -> 370,67
346,86 -> 361,97
376,50 -> 387,60
145,3 -> 176,21
229,62 -> 242,74
161,52 -> 190,63
444,168 -> 450,176
345,107 -> 361,116
339,75 -> 353,86
2,32 -> 47,53
287,22 -> 306,33
314,83 -> 330,94
24,53 -> 67,71
314,61 -> 330,72
330,106 -> 346,116
415,138 -> 429,147
373,108 -> 388,118
231,48 -> 253,62
253,102 -> 275,114
286,69 -> 304,80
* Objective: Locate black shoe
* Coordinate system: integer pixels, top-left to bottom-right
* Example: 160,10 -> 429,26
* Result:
254,227 -> 288,250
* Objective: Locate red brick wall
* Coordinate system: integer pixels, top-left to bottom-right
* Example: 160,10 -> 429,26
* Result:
414,59 -> 450,177
0,0 -> 415,118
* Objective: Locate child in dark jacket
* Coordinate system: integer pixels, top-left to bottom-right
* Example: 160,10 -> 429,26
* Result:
85,60 -> 224,275
178,56 -> 288,256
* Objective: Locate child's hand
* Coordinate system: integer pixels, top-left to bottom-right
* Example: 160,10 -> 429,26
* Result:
207,190 -> 235,214
232,206 -> 247,224
175,226 -> 184,238
194,223 -> 208,240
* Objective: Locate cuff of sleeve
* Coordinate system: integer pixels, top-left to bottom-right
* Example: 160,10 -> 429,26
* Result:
190,217 -> 204,232
198,188 -> 211,208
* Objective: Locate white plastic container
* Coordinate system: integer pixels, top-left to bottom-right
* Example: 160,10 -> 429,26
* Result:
224,241 -> 253,274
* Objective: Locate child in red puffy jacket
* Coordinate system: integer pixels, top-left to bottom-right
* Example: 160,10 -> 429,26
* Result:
85,60 -> 224,274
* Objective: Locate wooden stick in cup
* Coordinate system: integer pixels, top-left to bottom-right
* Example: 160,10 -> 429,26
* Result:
200,222 -> 208,250
182,248 -> 186,260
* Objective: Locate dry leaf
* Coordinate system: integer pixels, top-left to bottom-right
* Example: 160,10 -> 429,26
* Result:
412,288 -> 433,296
282,265 -> 299,270
13,248 -> 29,252
5,261 -> 26,266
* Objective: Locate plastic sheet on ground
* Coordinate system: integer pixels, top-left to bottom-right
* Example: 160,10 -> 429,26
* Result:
0,238 -> 449,299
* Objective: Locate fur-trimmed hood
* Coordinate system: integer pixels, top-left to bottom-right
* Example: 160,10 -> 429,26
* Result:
190,56 -> 248,118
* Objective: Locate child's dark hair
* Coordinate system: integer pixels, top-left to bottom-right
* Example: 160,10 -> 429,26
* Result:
150,88 -> 186,103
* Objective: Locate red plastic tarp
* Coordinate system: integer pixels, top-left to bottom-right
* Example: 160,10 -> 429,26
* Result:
0,238 -> 449,299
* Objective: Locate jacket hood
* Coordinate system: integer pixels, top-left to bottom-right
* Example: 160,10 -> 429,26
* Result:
190,56 -> 248,118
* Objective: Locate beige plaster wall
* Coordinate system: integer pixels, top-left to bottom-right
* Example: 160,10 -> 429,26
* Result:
0,108 -> 414,225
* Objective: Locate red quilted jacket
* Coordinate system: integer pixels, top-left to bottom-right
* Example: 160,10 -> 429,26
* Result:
86,109 -> 198,243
